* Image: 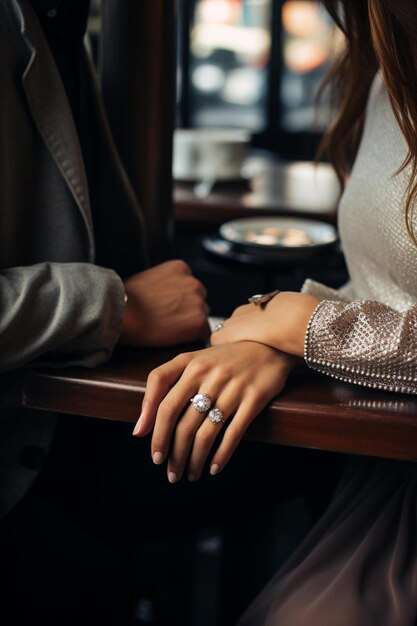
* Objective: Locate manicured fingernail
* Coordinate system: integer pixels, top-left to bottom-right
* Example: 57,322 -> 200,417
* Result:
210,464 -> 220,476
168,471 -> 177,484
188,473 -> 197,482
153,451 -> 164,465
132,414 -> 143,436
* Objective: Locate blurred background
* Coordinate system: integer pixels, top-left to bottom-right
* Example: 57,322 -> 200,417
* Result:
176,0 -> 343,158
90,0 -> 343,159
88,0 -> 348,320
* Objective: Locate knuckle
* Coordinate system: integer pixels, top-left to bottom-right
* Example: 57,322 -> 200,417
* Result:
172,352 -> 191,367
195,310 -> 209,331
197,281 -> 208,297
245,378 -> 262,398
188,285 -> 203,301
180,350 -> 196,362
245,382 -> 262,399
141,397 -> 153,411
159,397 -> 179,418
232,305 -> 246,317
226,377 -> 244,394
194,428 -> 214,448
223,423 -> 242,444
176,422 -> 196,443
148,367 -> 166,385
187,358 -> 209,378
185,276 -> 204,293
169,356 -> 183,371
246,387 -> 267,409
213,365 -> 232,384
171,259 -> 190,274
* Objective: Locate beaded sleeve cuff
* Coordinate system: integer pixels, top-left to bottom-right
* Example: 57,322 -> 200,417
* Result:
304,300 -> 327,363
304,299 -> 417,395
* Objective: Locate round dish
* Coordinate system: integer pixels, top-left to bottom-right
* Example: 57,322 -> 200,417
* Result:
219,217 -> 338,261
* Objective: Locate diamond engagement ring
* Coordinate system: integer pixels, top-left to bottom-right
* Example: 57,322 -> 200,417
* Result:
248,289 -> 280,308
208,408 -> 225,424
213,322 -> 224,332
190,393 -> 212,413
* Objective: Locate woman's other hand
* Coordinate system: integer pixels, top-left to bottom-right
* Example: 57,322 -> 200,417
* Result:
133,343 -> 301,482
211,292 -> 320,357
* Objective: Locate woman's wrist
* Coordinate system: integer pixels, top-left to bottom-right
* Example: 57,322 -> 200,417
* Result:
271,292 -> 321,357
211,291 -> 321,358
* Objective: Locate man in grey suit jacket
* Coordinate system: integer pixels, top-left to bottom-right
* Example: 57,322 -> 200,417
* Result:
0,0 -> 213,622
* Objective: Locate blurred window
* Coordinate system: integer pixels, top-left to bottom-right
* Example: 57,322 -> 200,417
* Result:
179,0 -> 344,157
187,0 -> 272,131
280,1 -> 343,132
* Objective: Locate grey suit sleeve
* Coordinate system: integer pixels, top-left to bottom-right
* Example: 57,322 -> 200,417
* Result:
0,262 -> 126,373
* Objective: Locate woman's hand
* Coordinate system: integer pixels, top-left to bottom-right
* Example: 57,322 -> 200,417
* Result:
211,292 -> 320,357
133,343 -> 301,482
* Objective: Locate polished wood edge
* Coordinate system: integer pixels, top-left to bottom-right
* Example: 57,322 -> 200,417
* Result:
22,372 -> 144,423
20,368 -> 417,462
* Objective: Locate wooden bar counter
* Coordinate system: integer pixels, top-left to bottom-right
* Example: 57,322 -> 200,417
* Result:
5,345 -> 417,463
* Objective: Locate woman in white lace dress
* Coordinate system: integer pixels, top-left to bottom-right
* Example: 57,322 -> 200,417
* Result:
134,1 -> 417,623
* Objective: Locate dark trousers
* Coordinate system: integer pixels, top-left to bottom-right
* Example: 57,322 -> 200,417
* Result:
0,415 -> 339,625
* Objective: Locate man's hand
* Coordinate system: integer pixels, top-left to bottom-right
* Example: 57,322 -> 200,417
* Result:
119,260 -> 210,347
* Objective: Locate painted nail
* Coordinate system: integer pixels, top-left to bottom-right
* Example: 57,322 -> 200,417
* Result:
168,471 -> 177,484
153,451 -> 164,465
210,464 -> 220,476
132,414 -> 143,436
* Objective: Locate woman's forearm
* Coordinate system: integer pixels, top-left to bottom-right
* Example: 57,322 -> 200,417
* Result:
211,292 -> 321,358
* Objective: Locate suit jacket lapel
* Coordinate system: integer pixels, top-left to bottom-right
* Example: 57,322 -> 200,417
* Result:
10,0 -> 95,260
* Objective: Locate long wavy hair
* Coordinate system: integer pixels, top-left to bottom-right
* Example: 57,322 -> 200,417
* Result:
319,0 -> 417,241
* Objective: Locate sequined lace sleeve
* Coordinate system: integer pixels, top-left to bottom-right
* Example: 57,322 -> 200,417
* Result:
304,300 -> 417,394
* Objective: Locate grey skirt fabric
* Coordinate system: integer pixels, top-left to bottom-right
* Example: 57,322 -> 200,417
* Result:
238,457 -> 417,626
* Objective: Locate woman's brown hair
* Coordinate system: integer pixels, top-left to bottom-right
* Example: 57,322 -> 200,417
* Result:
320,0 -> 417,241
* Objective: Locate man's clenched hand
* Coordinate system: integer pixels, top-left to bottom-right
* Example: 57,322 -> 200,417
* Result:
119,260 -> 210,347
